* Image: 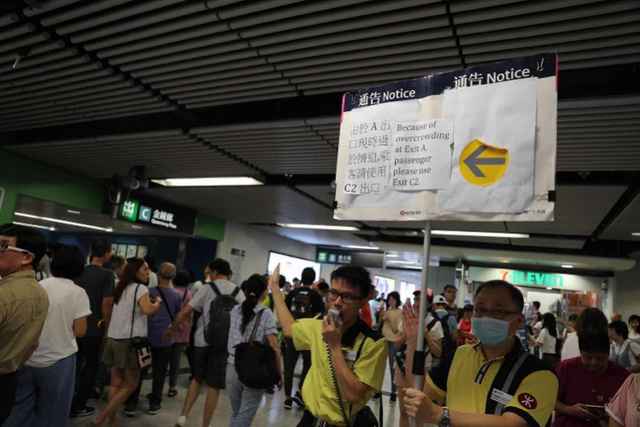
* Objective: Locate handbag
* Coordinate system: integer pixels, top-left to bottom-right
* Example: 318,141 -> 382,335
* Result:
326,335 -> 382,427
129,284 -> 152,369
234,309 -> 280,389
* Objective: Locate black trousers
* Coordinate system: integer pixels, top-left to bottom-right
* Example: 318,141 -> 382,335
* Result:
284,338 -> 311,398
169,343 -> 187,389
73,336 -> 102,410
126,346 -> 172,407
0,371 -> 18,425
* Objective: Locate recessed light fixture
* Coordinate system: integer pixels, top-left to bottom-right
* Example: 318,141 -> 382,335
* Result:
431,230 -> 529,239
67,209 -> 81,215
12,221 -> 55,232
341,245 -> 380,250
152,177 -> 264,187
14,212 -> 113,232
632,233 -> 640,237
561,264 -> 574,269
277,223 -> 359,231
385,253 -> 400,258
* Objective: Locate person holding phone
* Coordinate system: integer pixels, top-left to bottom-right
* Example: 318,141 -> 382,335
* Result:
554,308 -> 629,427
269,264 -> 388,426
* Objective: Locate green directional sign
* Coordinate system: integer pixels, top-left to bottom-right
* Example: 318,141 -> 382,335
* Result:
120,199 -> 139,222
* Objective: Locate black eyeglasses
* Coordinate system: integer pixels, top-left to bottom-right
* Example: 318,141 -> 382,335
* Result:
0,240 -> 34,257
327,289 -> 363,305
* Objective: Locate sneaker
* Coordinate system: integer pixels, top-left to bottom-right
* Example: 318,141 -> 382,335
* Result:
292,392 -> 304,408
70,406 -> 95,418
284,398 -> 293,410
148,403 -> 161,415
123,406 -> 137,417
175,415 -> 187,427
167,388 -> 178,398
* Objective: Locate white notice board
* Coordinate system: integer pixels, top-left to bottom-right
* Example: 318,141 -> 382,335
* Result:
334,54 -> 557,222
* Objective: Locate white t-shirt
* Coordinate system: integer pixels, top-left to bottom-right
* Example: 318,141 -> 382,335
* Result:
27,277 -> 91,368
425,314 -> 444,369
561,331 -> 580,361
189,279 -> 245,348
108,283 -> 149,339
190,280 -> 204,297
536,328 -> 557,355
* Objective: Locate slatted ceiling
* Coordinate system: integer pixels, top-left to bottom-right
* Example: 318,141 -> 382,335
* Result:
507,186 -> 626,236
456,0 -> 640,69
4,132 -> 256,178
0,105 -> 176,133
555,96 -> 640,171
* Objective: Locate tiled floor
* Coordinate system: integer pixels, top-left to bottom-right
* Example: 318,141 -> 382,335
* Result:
70,364 -> 403,427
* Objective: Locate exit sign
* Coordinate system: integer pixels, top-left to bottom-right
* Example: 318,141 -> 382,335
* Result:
506,270 -> 564,288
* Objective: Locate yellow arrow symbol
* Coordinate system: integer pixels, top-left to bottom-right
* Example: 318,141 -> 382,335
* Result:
460,139 -> 509,186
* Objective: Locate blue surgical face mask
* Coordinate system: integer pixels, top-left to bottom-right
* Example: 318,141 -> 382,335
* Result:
435,309 -> 448,318
472,317 -> 510,346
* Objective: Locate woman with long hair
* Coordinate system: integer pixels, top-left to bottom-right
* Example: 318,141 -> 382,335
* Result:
381,291 -> 402,401
226,274 -> 282,426
535,312 -> 560,369
93,258 -> 160,426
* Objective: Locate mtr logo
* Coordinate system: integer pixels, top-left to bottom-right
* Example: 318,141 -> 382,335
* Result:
400,210 -> 421,216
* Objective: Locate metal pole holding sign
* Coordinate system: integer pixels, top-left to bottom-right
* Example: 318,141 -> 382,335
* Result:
412,222 -> 432,392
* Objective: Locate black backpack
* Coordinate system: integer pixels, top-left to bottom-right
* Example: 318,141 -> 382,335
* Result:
205,282 -> 240,352
428,313 -> 458,370
234,310 -> 280,389
289,288 -> 316,319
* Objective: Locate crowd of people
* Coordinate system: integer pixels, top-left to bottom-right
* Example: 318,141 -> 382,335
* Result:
1,222 -> 639,427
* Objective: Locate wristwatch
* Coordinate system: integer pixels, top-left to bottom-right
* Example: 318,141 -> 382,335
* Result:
438,406 -> 451,427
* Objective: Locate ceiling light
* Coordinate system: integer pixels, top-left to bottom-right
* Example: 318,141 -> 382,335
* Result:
342,245 -> 380,250
546,287 -> 554,290
561,264 -> 574,269
277,223 -> 359,231
632,233 -> 640,237
385,253 -> 400,258
67,209 -> 81,214
12,221 -> 55,232
14,212 -> 113,232
431,230 -> 529,239
152,177 -> 264,187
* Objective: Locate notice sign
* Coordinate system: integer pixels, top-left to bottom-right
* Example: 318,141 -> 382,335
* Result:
344,119 -> 452,194
335,53 -> 557,222
392,120 -> 452,191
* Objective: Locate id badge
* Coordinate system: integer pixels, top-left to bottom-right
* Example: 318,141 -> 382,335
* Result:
490,388 -> 513,406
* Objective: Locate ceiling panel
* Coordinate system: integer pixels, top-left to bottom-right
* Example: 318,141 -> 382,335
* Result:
264,226 -> 370,247
506,185 -> 625,235
511,237 -> 586,250
601,194 -> 640,240
145,185 -> 354,226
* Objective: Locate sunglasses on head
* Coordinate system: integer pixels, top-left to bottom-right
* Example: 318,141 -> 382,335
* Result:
0,240 -> 34,257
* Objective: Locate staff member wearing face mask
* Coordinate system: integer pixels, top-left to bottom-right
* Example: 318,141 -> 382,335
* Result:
402,280 -> 558,427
